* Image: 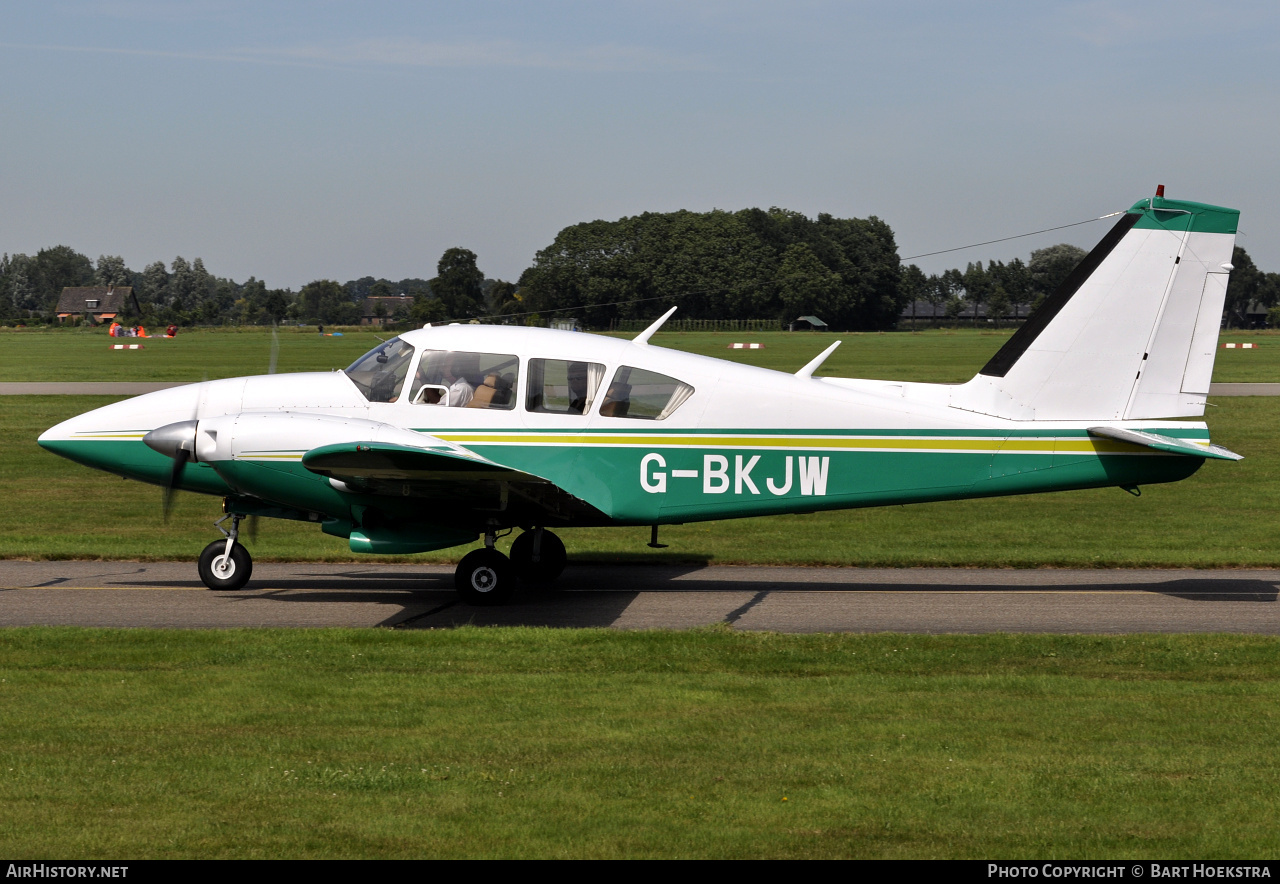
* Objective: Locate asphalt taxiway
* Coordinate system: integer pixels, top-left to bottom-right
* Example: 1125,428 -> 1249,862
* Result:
2,561 -> 1279,633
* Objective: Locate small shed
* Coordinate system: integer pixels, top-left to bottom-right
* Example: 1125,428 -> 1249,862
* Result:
790,315 -> 828,331
56,286 -> 131,323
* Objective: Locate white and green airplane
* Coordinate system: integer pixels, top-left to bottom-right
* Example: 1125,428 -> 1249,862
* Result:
39,189 -> 1242,604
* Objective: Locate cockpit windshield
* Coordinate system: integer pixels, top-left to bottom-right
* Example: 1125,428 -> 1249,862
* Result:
344,337 -> 416,402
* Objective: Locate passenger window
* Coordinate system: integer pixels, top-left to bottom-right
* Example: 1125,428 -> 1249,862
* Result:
526,359 -> 605,415
344,337 -> 416,403
599,366 -> 694,420
409,350 -> 518,409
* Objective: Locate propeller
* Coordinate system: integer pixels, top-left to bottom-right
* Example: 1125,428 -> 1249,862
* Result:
268,322 -> 280,375
143,418 -> 199,522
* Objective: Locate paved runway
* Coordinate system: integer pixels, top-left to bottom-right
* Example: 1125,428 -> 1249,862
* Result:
2,561 -> 1279,633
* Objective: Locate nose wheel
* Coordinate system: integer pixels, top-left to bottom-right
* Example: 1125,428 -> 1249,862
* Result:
197,514 -> 254,591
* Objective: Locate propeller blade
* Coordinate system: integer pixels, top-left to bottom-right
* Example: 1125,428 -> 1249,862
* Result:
246,514 -> 259,544
162,448 -> 190,523
269,324 -> 280,375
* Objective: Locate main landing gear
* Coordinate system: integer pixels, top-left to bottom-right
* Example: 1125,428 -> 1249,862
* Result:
197,514 -> 253,591
455,527 -> 567,606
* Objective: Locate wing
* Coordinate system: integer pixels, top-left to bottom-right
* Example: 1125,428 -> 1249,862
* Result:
300,440 -> 608,525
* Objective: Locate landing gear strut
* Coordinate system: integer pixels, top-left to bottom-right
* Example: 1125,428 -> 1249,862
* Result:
198,514 -> 253,591
454,527 -> 567,605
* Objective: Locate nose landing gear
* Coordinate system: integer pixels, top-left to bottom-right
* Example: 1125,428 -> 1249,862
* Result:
197,514 -> 253,591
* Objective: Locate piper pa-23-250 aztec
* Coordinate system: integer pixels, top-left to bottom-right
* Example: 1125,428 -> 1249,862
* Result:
40,189 -> 1242,605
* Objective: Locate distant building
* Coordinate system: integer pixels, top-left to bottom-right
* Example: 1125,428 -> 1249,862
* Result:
550,318 -> 581,332
55,286 -> 131,323
361,295 -> 414,325
898,300 -> 1033,325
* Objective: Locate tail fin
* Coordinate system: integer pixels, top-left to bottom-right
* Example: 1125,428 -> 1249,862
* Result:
951,192 -> 1239,421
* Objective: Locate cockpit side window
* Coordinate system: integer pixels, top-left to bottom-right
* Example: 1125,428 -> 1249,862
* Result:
598,366 -> 694,420
409,350 -> 519,409
526,359 -> 605,415
344,337 -> 416,403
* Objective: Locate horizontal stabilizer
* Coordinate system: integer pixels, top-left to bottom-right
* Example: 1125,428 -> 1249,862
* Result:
1086,426 -> 1242,461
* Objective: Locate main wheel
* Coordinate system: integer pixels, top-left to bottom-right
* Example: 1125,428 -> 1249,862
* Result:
455,549 -> 516,606
509,529 -> 567,585
198,540 -> 253,591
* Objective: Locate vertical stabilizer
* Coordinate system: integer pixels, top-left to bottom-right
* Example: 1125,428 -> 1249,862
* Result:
950,193 -> 1239,421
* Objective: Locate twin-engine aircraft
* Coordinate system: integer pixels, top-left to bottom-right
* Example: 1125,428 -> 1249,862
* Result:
39,190 -> 1242,604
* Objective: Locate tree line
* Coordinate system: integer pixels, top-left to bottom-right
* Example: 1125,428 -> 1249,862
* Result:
3,212 -> 1277,330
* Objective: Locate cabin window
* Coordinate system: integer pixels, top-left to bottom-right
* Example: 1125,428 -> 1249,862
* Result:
86,299 -> 100,309
526,359 -> 605,415
599,366 -> 694,420
410,350 -> 518,409
344,337 -> 416,402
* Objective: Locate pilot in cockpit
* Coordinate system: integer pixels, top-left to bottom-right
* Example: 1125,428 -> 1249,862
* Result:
413,352 -> 478,406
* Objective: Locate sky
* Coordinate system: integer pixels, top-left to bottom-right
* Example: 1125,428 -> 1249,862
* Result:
2,1 -> 1278,290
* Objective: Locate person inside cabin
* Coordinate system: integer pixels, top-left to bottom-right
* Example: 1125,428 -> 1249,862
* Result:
443,353 -> 477,407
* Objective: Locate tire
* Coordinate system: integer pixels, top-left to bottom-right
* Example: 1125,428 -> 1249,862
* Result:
509,530 -> 567,585
198,540 -> 253,591
455,549 -> 516,606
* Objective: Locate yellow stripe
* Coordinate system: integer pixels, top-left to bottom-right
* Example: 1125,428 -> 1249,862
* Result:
434,432 -> 1205,456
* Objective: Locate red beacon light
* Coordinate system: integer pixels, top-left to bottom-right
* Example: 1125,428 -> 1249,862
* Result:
1155,184 -> 1165,198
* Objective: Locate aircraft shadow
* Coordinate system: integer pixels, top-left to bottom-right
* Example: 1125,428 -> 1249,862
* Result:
98,565 -> 1280,631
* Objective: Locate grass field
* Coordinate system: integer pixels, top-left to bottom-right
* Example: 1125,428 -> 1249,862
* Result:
4,324 -> 1280,382
4,326 -> 1280,566
3,628 -> 1280,859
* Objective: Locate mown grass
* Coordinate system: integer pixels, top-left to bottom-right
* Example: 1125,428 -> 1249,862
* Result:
5,325 -> 1280,383
2,627 -> 1279,859
6,394 -> 1279,566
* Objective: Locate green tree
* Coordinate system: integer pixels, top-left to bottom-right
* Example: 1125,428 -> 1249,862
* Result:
30,246 -> 94,312
962,261 -> 990,327
7,255 -> 38,314
485,280 -> 521,322
520,206 -> 901,330
411,294 -> 448,324
262,288 -> 291,325
297,280 -> 359,325
432,248 -> 485,320
1028,243 -> 1087,302
776,242 -> 842,321
1223,246 -> 1263,328
899,264 -> 928,326
95,255 -> 131,287
140,261 -> 170,308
